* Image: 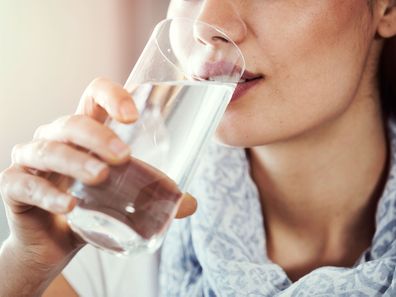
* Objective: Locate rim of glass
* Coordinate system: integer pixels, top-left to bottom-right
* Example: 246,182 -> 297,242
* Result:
154,17 -> 246,83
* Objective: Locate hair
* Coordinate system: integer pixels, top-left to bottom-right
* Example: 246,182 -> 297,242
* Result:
369,1 -> 396,118
379,36 -> 396,118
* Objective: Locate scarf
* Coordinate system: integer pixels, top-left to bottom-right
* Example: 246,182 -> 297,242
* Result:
159,123 -> 396,297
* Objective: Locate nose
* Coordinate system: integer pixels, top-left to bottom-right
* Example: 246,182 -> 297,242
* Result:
194,0 -> 247,46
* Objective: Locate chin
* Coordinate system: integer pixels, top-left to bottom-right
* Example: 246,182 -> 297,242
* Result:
213,118 -> 314,148
213,109 -> 282,147
213,126 -> 269,148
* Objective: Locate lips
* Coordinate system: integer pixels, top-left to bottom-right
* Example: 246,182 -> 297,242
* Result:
238,70 -> 263,82
231,71 -> 264,102
190,61 -> 243,83
190,62 -> 263,102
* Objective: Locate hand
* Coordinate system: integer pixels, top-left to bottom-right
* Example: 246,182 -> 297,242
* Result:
0,77 -> 197,270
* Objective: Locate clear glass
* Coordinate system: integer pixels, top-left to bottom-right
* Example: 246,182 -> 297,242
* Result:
67,18 -> 245,256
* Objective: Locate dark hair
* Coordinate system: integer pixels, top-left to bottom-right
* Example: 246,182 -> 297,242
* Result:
379,36 -> 396,118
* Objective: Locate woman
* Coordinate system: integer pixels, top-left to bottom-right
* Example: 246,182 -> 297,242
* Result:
1,0 -> 396,296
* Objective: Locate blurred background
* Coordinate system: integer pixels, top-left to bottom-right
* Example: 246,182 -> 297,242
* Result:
0,0 -> 169,242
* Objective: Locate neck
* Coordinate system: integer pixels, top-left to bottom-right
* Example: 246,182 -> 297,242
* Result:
249,58 -> 389,276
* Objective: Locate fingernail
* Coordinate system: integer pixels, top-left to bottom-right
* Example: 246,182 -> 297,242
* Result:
120,102 -> 136,121
84,159 -> 107,176
183,193 -> 197,203
109,138 -> 130,158
175,193 -> 197,219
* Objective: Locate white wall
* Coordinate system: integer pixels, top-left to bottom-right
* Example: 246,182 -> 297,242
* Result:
0,1 -> 169,242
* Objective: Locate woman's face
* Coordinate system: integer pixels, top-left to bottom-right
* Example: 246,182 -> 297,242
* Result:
168,0 -> 377,147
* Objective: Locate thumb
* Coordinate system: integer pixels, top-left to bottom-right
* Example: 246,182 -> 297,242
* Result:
175,193 -> 197,219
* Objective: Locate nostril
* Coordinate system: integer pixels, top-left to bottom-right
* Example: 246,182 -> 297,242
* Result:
196,35 -> 229,46
212,36 -> 229,43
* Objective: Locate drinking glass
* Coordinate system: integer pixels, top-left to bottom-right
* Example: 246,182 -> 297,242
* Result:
67,18 -> 245,256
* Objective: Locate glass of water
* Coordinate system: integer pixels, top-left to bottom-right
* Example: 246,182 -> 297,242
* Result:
67,18 -> 245,256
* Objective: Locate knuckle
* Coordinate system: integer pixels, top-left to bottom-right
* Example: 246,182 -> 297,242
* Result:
11,143 -> 23,164
0,176 -> 9,200
33,124 -> 47,140
66,114 -> 99,139
23,178 -> 41,203
35,140 -> 55,164
90,77 -> 124,101
103,130 -> 118,145
0,175 -> 5,198
61,114 -> 87,131
0,168 -> 11,194
0,167 -> 18,200
62,114 -> 78,127
89,77 -> 109,92
92,76 -> 108,84
57,147 -> 82,172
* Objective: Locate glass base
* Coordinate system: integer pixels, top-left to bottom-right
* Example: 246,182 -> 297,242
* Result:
67,206 -> 164,256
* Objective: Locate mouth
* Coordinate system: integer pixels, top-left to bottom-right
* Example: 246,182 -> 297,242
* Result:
189,63 -> 264,102
190,61 -> 244,83
231,70 -> 264,102
238,70 -> 263,83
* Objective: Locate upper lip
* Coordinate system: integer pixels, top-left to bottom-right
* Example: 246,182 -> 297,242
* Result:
191,61 -> 243,82
239,70 -> 263,83
190,61 -> 263,83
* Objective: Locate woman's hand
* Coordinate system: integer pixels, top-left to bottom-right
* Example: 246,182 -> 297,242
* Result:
0,77 -> 197,277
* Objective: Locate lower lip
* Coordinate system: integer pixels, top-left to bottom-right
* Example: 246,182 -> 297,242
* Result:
230,78 -> 263,102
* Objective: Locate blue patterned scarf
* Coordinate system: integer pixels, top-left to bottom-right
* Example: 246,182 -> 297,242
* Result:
160,123 -> 396,296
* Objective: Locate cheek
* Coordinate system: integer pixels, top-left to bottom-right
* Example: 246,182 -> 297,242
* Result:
215,0 -> 374,147
259,0 -> 371,92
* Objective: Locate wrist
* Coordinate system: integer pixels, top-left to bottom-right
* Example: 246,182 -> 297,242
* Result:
0,238 -> 60,297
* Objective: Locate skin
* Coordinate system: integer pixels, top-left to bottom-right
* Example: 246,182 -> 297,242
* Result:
0,0 -> 395,296
0,78 -> 197,297
171,0 -> 396,281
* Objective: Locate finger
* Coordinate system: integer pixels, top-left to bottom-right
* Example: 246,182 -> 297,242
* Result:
175,193 -> 197,219
33,115 -> 131,165
11,140 -> 109,186
0,166 -> 76,214
76,77 -> 139,124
